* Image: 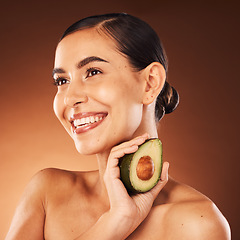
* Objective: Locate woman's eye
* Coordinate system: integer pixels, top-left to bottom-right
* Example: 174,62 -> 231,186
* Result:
86,68 -> 102,78
53,78 -> 69,86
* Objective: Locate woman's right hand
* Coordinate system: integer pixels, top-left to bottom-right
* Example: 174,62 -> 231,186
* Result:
103,133 -> 169,239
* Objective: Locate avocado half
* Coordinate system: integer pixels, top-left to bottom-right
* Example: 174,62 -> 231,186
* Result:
119,138 -> 163,193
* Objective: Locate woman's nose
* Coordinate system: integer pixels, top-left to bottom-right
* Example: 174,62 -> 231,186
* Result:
64,82 -> 88,107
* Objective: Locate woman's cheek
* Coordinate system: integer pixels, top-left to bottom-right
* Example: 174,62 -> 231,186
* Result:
53,92 -> 65,122
91,84 -> 117,106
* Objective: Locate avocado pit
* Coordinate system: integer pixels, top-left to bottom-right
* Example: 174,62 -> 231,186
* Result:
136,155 -> 155,181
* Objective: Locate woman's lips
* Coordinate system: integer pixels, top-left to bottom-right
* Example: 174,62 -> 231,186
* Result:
70,112 -> 108,134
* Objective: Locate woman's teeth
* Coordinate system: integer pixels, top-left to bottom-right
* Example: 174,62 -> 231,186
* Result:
73,116 -> 103,128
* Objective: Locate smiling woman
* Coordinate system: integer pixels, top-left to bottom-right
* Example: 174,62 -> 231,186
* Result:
5,13 -> 230,240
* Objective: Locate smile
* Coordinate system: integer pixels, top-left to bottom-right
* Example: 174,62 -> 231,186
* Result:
74,115 -> 103,128
70,112 -> 108,134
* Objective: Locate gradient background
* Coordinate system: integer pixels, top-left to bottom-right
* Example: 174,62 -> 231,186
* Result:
1,0 -> 239,239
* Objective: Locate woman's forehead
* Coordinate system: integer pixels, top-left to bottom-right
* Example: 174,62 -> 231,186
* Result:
56,28 -> 117,55
54,28 -> 129,69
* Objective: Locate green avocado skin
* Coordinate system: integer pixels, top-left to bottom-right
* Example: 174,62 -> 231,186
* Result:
119,152 -> 137,193
119,138 -> 162,194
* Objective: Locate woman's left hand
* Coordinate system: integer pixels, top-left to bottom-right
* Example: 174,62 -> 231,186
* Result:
103,133 -> 169,238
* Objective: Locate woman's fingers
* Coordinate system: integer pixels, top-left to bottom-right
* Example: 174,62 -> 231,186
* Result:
106,133 -> 150,172
105,144 -> 138,181
104,134 -> 151,207
107,145 -> 137,171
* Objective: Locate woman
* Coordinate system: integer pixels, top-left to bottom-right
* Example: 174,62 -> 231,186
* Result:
5,13 -> 230,239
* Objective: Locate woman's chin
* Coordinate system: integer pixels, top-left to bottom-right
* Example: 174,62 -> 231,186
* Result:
74,141 -> 105,156
75,146 -> 97,156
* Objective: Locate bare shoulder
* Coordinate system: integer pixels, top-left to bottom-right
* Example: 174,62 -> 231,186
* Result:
32,168 -> 97,199
34,167 -> 79,182
164,197 -> 231,239
5,169 -> 65,240
154,179 -> 231,240
5,168 -> 96,240
33,168 -> 79,188
13,168 -> 84,211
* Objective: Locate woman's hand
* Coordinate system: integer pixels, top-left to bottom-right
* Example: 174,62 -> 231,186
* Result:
103,133 -> 169,238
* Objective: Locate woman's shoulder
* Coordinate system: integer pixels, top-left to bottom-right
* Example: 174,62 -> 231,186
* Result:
151,178 -> 231,239
31,168 -> 82,187
30,168 -> 98,199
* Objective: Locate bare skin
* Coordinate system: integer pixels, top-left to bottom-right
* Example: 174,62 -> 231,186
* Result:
5,166 -> 230,240
5,28 -> 231,239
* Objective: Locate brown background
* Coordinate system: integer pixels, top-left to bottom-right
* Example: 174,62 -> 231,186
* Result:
1,0 -> 239,239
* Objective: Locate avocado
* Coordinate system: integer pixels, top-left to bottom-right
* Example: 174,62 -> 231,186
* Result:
119,138 -> 163,193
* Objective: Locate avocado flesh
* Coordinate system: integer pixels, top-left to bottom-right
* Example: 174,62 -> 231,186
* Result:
119,138 -> 162,193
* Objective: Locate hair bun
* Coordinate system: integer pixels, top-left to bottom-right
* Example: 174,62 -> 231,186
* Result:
155,81 -> 179,121
165,84 -> 179,114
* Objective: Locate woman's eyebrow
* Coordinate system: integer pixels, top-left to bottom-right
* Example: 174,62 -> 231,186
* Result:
76,56 -> 109,68
52,68 -> 65,77
52,56 -> 109,76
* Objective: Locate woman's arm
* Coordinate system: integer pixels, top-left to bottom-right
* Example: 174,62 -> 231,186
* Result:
74,134 -> 169,240
5,171 -> 46,240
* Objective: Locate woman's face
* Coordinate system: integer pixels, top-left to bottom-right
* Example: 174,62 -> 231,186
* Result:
53,28 -> 145,155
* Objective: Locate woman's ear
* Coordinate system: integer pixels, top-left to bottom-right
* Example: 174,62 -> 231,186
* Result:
142,62 -> 166,105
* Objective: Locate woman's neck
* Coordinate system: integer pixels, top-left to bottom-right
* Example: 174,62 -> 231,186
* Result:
94,104 -> 160,196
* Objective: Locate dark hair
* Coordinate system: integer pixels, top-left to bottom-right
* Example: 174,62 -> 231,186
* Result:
60,13 -> 179,121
